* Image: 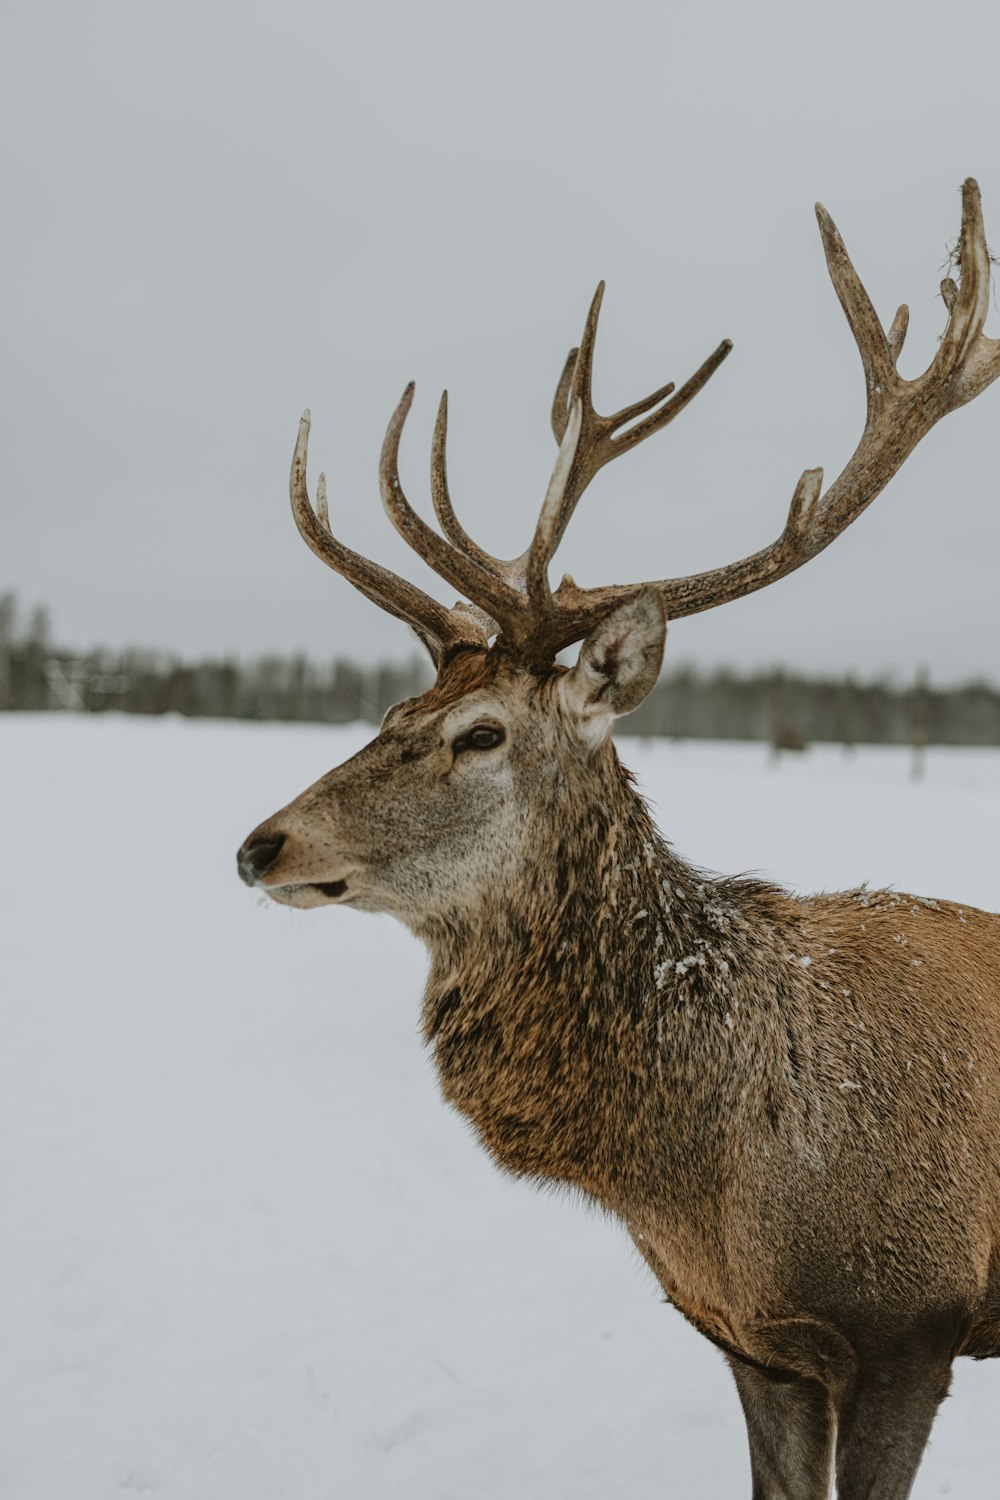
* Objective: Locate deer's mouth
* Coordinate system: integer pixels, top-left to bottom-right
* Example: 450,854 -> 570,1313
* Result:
265,878 -> 353,909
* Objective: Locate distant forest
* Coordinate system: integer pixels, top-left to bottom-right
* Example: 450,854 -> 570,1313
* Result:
2,594 -> 999,747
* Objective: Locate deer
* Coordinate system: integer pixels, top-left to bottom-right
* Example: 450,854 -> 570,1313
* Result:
237,179 -> 1000,1499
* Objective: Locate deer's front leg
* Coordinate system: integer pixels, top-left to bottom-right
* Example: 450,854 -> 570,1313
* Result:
833,1343 -> 954,1500
726,1356 -> 834,1500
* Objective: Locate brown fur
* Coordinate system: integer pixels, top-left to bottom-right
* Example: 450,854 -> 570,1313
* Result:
421,752 -> 1000,1360
239,623 -> 1000,1497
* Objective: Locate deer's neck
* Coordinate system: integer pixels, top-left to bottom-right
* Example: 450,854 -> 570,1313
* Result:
421,753 -> 802,1215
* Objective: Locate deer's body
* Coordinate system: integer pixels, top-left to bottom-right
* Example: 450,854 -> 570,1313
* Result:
239,182 -> 1000,1494
424,729 -> 1000,1374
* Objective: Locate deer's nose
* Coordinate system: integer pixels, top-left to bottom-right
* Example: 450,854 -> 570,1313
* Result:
237,833 -> 286,886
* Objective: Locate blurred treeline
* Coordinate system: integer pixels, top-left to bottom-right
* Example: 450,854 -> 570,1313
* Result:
2,594 -> 999,746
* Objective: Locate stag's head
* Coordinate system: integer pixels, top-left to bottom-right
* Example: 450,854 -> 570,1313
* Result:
238,181 -> 999,932
236,589 -> 667,928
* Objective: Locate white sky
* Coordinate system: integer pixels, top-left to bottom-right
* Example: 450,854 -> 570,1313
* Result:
3,0 -> 999,683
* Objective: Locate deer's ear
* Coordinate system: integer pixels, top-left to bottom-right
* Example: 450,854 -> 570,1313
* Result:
559,590 -> 666,738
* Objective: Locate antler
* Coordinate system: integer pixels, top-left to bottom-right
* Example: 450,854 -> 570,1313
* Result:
289,180 -> 999,671
426,286 -> 732,606
526,177 -> 1000,653
290,411 -> 489,667
349,289 -> 729,662
523,283 -> 733,607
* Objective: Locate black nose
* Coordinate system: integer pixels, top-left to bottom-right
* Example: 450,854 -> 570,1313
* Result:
237,833 -> 286,886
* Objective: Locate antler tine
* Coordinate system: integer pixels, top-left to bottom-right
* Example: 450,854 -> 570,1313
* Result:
429,390 -> 525,590
289,411 -> 486,668
550,347 -> 577,443
524,400 -> 584,608
532,179 -> 1000,653
610,343 -> 733,454
429,392 -> 474,555
939,178 -> 1000,405
572,279 -> 605,411
815,203 -> 896,400
379,384 -> 529,628
943,179 -> 990,361
886,304 -> 909,364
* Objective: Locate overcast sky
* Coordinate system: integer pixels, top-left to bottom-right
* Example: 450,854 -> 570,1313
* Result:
4,0 -> 999,683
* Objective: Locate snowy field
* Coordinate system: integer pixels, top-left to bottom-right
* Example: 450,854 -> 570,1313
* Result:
3,712 -> 1000,1500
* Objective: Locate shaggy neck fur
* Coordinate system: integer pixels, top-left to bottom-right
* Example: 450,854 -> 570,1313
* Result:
420,741 -> 810,1223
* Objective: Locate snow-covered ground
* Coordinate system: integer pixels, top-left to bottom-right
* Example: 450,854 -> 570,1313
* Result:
3,713 -> 999,1499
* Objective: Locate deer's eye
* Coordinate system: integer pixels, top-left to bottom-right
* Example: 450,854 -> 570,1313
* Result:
453,724 -> 505,754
